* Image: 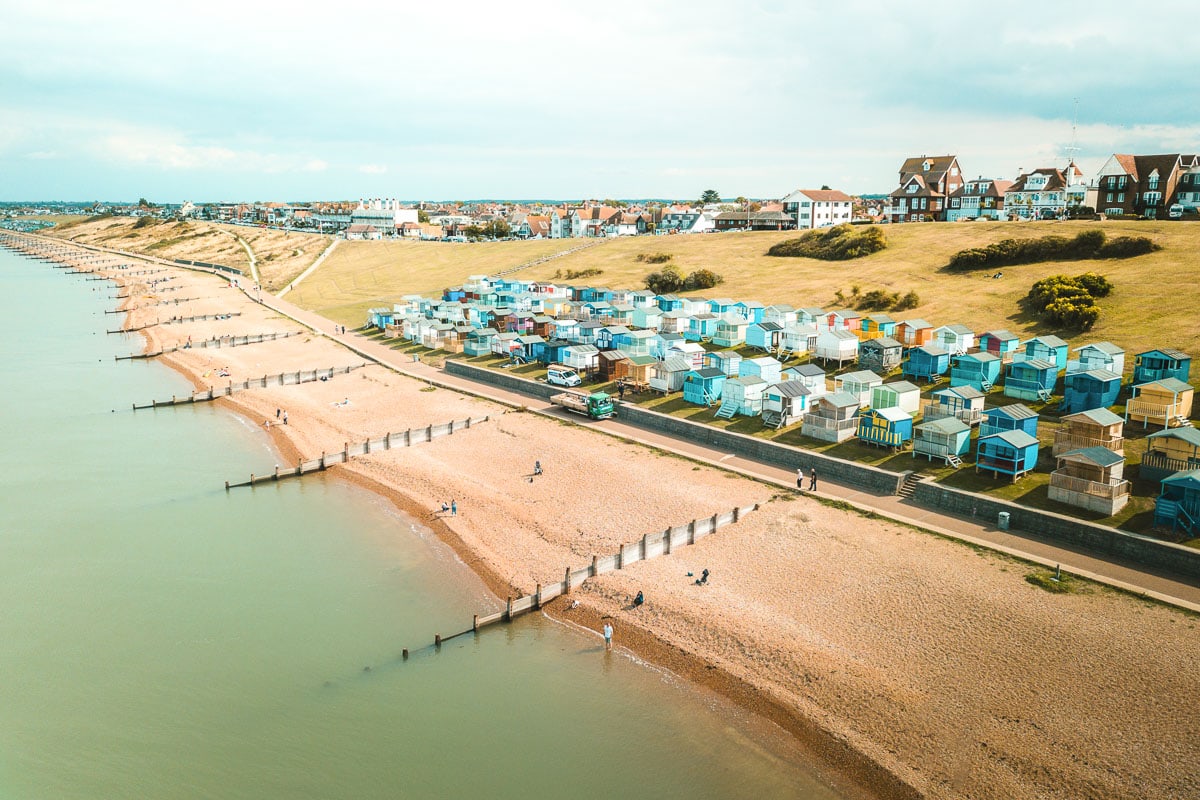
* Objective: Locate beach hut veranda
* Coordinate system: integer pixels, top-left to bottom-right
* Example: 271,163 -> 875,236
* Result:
976,429 -> 1040,481
1052,408 -> 1124,457
1133,348 -> 1191,385
801,391 -> 861,443
1048,446 -> 1130,515
1140,427 -> 1200,483
913,417 -> 971,466
1153,469 -> 1200,533
761,380 -> 812,429
924,385 -> 986,426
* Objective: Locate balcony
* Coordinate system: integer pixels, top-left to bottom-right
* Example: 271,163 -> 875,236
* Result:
1052,430 -> 1123,456
1048,471 -> 1131,514
923,403 -> 982,425
1126,399 -> 1185,427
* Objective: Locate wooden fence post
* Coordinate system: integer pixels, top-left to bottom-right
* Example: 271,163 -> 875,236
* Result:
733,506 -> 741,523
688,520 -> 696,545
343,442 -> 349,461
535,584 -> 542,609
617,544 -> 624,569
273,465 -> 279,481
320,452 -> 326,470
663,528 -> 672,555
405,429 -> 411,446
365,438 -> 370,454
591,555 -> 598,576
505,596 -> 513,621
564,566 -> 572,593
426,424 -> 433,442
385,432 -> 391,449
641,533 -> 648,561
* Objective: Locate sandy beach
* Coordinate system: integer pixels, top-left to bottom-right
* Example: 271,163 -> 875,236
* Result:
24,240 -> 1200,800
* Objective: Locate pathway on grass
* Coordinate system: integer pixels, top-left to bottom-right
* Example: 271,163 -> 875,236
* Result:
249,290 -> 1200,612
230,231 -> 259,285
278,238 -> 338,297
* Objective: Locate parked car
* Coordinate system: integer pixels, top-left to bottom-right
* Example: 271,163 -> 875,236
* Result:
546,367 -> 582,387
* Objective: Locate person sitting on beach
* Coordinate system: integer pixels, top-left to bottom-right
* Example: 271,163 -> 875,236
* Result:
440,501 -> 450,514
695,568 -> 710,586
633,591 -> 644,607
534,460 -> 542,476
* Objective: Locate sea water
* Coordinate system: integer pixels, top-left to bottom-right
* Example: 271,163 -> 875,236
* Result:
0,247 -> 842,799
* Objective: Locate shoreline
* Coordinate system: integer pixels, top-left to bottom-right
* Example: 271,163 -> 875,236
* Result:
17,232 -> 1200,800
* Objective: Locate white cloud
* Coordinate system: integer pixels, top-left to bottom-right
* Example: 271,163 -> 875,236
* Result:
358,164 -> 388,175
303,159 -> 328,172
25,151 -> 58,160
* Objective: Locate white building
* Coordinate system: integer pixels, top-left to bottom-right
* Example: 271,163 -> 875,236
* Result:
351,198 -> 419,235
781,189 -> 853,229
1004,163 -> 1089,220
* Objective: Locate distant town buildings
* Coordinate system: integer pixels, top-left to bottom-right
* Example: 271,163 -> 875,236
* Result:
780,189 -> 853,229
886,155 -> 964,223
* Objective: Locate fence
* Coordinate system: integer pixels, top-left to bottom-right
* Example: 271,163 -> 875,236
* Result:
225,416 -> 489,489
173,258 -> 244,276
115,331 -> 300,360
133,363 -> 367,409
408,503 -> 759,653
162,312 -> 243,325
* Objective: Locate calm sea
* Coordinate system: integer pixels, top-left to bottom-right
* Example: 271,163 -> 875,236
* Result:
0,247 -> 841,799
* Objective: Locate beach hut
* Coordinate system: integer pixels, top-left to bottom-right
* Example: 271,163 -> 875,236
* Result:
1053,408 -> 1125,458
1003,358 -> 1058,402
834,369 -> 883,407
716,376 -> 767,419
562,344 -> 600,375
631,306 -> 663,331
658,309 -> 691,334
1125,378 -> 1195,429
932,323 -> 975,355
978,330 -> 1021,362
622,329 -> 657,357
795,307 -> 826,327
1048,447 -> 1130,515
896,319 -> 934,348
856,406 -> 913,449
736,301 -> 766,324
950,352 -> 1002,392
871,381 -> 921,414
680,297 -> 711,316
668,341 -> 707,370
1067,342 -> 1125,377
597,350 -> 628,382
980,403 -> 1039,439
512,334 -> 545,362
1017,335 -> 1069,371
614,354 -> 657,390
762,304 -> 798,326
551,318 -> 580,342
712,319 -> 749,348
761,381 -> 812,429
684,313 -> 721,342
368,307 -> 395,330
801,391 -> 861,443
630,290 -> 657,308
537,339 -> 571,365
575,321 -> 602,345
738,356 -> 783,385
784,364 -> 828,399
1133,348 -> 1191,385
778,324 -> 818,359
463,327 -> 498,356
1140,427 -> 1200,483
609,304 -> 635,326
1153,469 -> 1200,534
913,417 -> 971,466
923,386 -> 986,426
1061,368 -> 1122,414
682,367 -> 727,407
648,357 -> 692,394
531,315 -> 556,338
976,430 -> 1040,481
813,329 -> 860,367
707,298 -> 737,318
858,337 -> 903,374
746,321 -> 784,352
858,313 -> 898,341
819,309 -> 860,333
491,331 -> 521,357
902,344 -> 950,383
506,311 -> 535,334
648,331 -> 683,359
656,293 -> 685,312
705,350 -> 743,377
595,325 -> 630,350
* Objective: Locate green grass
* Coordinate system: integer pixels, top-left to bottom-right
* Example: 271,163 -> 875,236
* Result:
1025,568 -> 1082,594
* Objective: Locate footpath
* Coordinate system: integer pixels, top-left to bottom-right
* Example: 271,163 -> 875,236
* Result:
251,290 -> 1200,612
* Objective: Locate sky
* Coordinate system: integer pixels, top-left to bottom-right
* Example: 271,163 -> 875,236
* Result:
2,0 -> 1198,203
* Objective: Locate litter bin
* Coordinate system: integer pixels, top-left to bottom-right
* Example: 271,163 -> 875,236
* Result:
997,511 -> 1010,530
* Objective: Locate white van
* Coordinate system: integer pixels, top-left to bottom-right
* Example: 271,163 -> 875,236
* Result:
546,367 -> 581,387
1168,204 -> 1184,220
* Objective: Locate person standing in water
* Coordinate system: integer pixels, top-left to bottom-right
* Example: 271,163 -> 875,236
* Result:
602,621 -> 613,651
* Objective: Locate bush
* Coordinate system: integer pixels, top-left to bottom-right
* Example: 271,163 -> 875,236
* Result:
1073,272 -> 1114,298
133,216 -> 156,229
766,224 -> 887,260
892,290 -> 920,311
946,229 -> 1158,271
682,269 -> 724,290
635,252 -> 672,264
856,289 -> 899,311
644,265 -> 683,294
1026,273 -> 1112,330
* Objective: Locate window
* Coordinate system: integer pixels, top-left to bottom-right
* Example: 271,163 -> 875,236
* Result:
1118,176 -> 1127,188
1118,193 -> 1125,202
1147,175 -> 1160,190
1106,192 -> 1114,202
906,185 -> 917,194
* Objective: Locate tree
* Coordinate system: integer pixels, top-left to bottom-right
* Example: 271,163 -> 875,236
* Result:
735,196 -> 749,209
482,219 -> 511,239
698,189 -> 721,205
417,209 -> 430,223
137,197 -> 156,208
820,185 -> 831,191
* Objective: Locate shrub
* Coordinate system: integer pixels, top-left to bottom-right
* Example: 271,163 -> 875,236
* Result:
946,229 -> 1158,270
1026,273 -> 1112,330
644,265 -> 683,294
856,289 -> 899,311
682,269 -> 724,290
766,224 -> 887,260
563,268 -> 603,279
1095,235 -> 1159,258
892,290 -> 920,311
635,252 -> 673,264
133,216 -> 156,229
1072,272 -> 1114,298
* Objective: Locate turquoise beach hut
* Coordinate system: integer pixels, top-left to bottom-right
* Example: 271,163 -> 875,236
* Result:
913,417 -> 971,466
1061,368 -> 1122,414
1133,348 -> 1191,385
902,344 -> 950,383
976,430 -> 1040,481
1003,358 -> 1058,402
950,352 -> 1002,392
1019,335 -> 1069,371
682,367 -> 727,407
980,404 -> 1039,439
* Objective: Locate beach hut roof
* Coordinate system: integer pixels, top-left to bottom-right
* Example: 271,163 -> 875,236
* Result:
914,344 -> 949,356
791,364 -> 826,378
691,367 -> 725,379
660,357 -> 692,371
872,406 -> 911,423
839,369 -> 882,383
988,403 -> 1038,420
901,318 -> 932,329
1029,334 -> 1068,348
938,323 -> 974,335
824,391 -> 861,408
1016,358 -> 1057,371
881,380 -> 920,394
1139,347 -> 1189,360
1069,408 -> 1124,426
1140,377 -> 1194,393
917,417 -> 970,435
770,380 -> 811,398
983,329 -> 1018,341
566,344 -> 600,354
826,329 -> 859,341
1147,427 -> 1200,446
1060,446 -> 1124,469
754,321 -> 783,332
728,376 -> 767,388
1162,469 -> 1200,490
962,351 -> 1000,363
981,430 -> 1039,448
864,336 -> 903,350
1077,368 -> 1121,382
746,356 -> 780,366
1073,341 -> 1123,354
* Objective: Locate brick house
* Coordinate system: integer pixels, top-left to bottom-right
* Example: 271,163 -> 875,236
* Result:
1094,153 -> 1200,218
946,177 -> 1012,221
886,155 -> 964,223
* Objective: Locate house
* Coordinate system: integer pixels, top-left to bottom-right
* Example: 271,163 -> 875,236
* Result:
976,430 -> 1040,481
631,306 -> 662,330
716,376 -> 767,419
614,354 -> 657,389
562,344 -> 600,374
1003,165 -> 1087,220
682,367 -> 727,406
1053,408 -> 1125,458
834,369 -> 883,406
858,337 -> 903,374
981,403 -> 1039,439
1132,348 -> 1191,385
871,381 -> 921,414
886,155 -> 964,223
596,350 -> 628,381
913,417 -> 971,466
780,188 -> 854,229
738,356 -> 783,385
705,350 -> 743,376
978,330 -> 1020,362
1003,358 -> 1058,402
713,210 -> 798,232
932,323 -> 975,355
1017,336 -> 1069,371
945,177 -> 1012,221
1048,447 -> 1130,515
1140,427 -> 1200,483
924,385 -> 986,426
813,329 -> 859,367
536,339 -> 571,365
859,313 -> 898,341
1125,378 -> 1195,429
784,363 -> 828,399
712,319 -> 749,348
668,341 -> 707,370
746,321 -> 784,352
1094,153 -> 1200,219
857,406 -> 914,449
1067,342 -> 1125,377
902,344 -> 950,382
684,313 -> 721,342
1061,368 -> 1122,414
657,211 -> 712,234
779,324 -> 818,359
761,381 -> 813,429
762,304 -> 798,326
895,319 -> 934,348
1153,469 -> 1200,534
950,352 -> 1002,392
463,327 -> 498,356
648,357 -> 693,394
801,391 -> 861,443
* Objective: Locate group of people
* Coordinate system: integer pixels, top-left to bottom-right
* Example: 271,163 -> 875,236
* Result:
796,466 -> 818,492
439,500 -> 457,516
275,408 -> 288,425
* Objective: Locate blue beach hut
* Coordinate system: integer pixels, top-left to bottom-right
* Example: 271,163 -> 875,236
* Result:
682,367 -> 727,407
980,404 -> 1039,439
463,327 -> 498,356
976,430 -> 1040,481
1061,368 -> 1122,414
913,417 -> 971,466
1019,336 -> 1069,371
1003,358 -> 1058,402
950,352 -> 1002,392
1133,348 -> 1191,384
856,406 -> 913,449
902,344 -> 950,383
1152,469 -> 1200,533
705,350 -> 743,376
746,321 -> 784,352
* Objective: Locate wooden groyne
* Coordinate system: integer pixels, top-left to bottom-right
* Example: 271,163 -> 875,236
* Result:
163,312 -> 242,325
401,504 -> 758,657
132,363 -> 367,410
115,331 -> 300,360
104,297 -> 201,314
108,321 -> 158,334
225,416 -> 490,489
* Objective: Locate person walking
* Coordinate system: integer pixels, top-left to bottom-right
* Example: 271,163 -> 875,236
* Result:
809,468 -> 817,491
282,411 -> 288,425
534,460 -> 542,476
796,466 -> 805,490
450,499 -> 457,516
602,621 -> 614,651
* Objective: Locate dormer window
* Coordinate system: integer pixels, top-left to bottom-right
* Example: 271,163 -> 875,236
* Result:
922,160 -> 932,171
907,184 -> 918,194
